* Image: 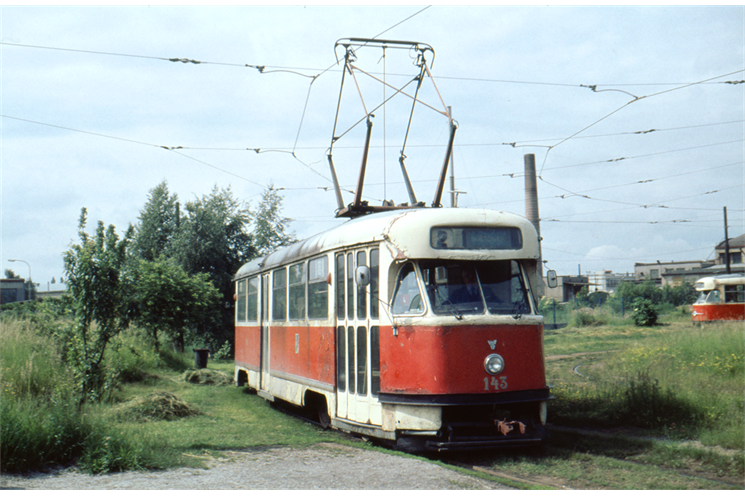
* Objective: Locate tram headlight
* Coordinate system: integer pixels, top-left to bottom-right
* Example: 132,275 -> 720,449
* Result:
484,354 -> 505,375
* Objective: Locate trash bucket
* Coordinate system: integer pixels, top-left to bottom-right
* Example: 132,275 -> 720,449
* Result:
193,348 -> 209,369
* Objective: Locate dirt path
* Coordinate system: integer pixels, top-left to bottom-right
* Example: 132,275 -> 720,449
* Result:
0,443 -> 515,490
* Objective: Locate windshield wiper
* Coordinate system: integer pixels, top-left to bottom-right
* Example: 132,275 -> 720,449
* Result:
512,301 -> 524,320
431,286 -> 462,320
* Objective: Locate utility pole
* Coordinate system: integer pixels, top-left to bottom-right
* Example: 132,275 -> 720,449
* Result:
724,206 -> 731,274
449,106 -> 455,208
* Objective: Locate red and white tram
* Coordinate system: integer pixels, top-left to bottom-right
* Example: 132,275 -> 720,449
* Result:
234,207 -> 551,451
692,273 -> 745,322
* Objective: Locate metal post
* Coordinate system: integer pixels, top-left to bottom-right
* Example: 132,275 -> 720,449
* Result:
448,106 -> 455,208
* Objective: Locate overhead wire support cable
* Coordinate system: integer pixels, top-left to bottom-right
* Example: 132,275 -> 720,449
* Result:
535,67 -> 745,184
1,114 -> 267,188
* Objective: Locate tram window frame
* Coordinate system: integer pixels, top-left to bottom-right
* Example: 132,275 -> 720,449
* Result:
370,326 -> 380,396
308,255 -> 329,319
236,279 -> 247,323
336,325 -> 346,393
347,253 -> 354,320
370,249 -> 379,320
288,262 -> 306,321
430,226 -> 522,250
706,290 -> 722,303
347,326 -> 355,394
357,251 -> 367,320
336,254 -> 345,319
724,284 -> 745,303
357,326 -> 367,395
392,263 -> 425,315
419,259 -> 534,316
272,268 -> 287,321
247,276 -> 259,322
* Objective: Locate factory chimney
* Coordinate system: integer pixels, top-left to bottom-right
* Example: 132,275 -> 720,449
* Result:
524,153 -> 544,292
524,153 -> 541,241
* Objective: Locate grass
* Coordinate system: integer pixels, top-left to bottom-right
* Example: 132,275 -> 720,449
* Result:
546,320 -> 744,448
2,311 -> 743,489
109,366 -> 341,455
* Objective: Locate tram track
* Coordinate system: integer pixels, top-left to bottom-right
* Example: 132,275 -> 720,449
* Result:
277,397 -> 742,490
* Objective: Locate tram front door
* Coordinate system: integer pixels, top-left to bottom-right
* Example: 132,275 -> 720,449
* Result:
335,248 -> 382,426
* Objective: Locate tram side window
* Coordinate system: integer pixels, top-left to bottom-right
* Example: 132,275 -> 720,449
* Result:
308,256 -> 329,319
706,290 -> 722,303
236,280 -> 247,322
347,253 -> 355,320
247,276 -> 259,322
272,268 -> 287,321
357,251 -> 367,320
370,249 -> 379,320
289,262 -> 306,321
392,263 -> 424,315
357,326 -> 367,395
371,326 -> 380,396
336,326 -> 346,393
724,284 -> 745,303
347,326 -> 355,394
336,254 -> 345,319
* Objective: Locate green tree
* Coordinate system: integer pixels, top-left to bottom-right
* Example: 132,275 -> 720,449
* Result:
169,186 -> 255,347
132,257 -> 220,352
133,181 -> 179,261
252,185 -> 297,256
661,281 -> 697,306
63,208 -> 134,405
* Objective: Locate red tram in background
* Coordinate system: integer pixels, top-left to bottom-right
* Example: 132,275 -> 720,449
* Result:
692,274 -> 745,322
234,207 -> 551,451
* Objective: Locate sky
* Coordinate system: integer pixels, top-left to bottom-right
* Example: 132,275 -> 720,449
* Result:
2,4 -> 743,291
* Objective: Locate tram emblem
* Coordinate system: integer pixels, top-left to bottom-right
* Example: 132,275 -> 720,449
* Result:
488,340 -> 497,350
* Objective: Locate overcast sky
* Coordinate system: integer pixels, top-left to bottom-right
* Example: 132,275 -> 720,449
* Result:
2,4 -> 743,290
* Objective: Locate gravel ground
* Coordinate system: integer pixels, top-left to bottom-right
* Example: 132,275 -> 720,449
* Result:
0,443 -> 514,490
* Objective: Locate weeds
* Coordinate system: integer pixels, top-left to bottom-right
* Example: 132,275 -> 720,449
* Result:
548,321 -> 744,450
0,317 -> 183,474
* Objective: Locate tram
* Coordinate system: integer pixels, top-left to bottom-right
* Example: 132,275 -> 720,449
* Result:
691,273 -> 745,322
233,207 -> 551,451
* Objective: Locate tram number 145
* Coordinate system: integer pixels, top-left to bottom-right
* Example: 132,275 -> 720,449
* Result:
484,376 -> 508,391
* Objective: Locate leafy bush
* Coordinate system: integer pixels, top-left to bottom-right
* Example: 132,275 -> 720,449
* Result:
106,327 -> 161,383
213,340 -> 233,360
632,298 -> 659,326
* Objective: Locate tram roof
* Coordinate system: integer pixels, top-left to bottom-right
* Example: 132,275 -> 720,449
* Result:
235,207 -> 540,279
695,273 -> 745,290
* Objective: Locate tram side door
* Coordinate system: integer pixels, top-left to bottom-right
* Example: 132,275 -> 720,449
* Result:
260,273 -> 271,392
335,248 -> 382,425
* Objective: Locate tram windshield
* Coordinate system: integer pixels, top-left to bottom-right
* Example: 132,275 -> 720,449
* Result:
417,260 -> 532,316
695,290 -> 722,304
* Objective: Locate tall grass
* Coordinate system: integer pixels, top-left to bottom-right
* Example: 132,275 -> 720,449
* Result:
549,322 -> 744,449
0,318 -> 180,473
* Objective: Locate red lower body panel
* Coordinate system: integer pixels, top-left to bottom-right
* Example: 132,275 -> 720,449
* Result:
380,324 -> 546,396
692,303 -> 745,321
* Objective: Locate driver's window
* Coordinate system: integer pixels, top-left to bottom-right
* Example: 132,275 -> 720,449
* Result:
706,290 -> 722,303
392,263 -> 424,315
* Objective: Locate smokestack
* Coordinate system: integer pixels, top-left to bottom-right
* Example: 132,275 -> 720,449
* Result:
524,153 -> 544,294
524,154 -> 540,239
